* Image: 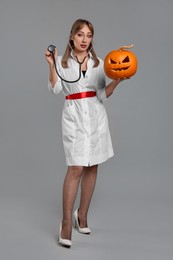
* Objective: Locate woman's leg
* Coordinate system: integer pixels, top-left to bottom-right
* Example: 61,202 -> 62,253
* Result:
78,165 -> 98,228
61,166 -> 83,240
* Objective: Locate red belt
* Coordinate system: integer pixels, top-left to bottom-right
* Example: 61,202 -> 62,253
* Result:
66,91 -> 96,100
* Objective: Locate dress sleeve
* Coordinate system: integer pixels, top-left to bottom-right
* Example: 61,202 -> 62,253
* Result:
48,78 -> 62,95
96,59 -> 107,103
48,57 -> 63,95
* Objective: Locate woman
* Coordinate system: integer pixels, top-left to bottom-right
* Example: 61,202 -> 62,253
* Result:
45,19 -> 123,248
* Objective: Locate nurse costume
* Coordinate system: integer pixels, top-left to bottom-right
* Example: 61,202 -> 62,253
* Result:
48,52 -> 114,166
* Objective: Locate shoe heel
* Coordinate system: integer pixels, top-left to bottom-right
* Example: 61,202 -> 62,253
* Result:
74,219 -> 77,229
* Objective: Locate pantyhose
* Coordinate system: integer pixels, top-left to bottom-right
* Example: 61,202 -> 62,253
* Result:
61,165 -> 98,240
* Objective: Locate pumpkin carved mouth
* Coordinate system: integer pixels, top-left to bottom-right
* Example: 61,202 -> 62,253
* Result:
111,66 -> 130,71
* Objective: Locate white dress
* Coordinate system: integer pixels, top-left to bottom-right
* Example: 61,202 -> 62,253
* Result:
48,52 -> 114,166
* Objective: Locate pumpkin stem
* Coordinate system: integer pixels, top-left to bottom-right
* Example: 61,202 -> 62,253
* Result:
118,44 -> 134,50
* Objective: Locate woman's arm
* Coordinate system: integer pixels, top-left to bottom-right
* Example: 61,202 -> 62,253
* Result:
48,64 -> 58,87
45,48 -> 58,87
97,59 -> 127,101
105,78 -> 122,98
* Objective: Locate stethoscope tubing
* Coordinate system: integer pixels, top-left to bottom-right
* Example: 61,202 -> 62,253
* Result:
48,44 -> 86,83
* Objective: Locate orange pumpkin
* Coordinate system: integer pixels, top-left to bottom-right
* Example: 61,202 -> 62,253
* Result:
104,45 -> 138,79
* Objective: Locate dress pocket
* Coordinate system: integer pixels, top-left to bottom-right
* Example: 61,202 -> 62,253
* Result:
62,101 -> 76,143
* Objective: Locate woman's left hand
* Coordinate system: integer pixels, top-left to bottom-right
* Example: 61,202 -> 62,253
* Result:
112,77 -> 130,84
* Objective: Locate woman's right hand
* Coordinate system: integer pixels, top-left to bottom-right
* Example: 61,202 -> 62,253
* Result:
45,47 -> 57,67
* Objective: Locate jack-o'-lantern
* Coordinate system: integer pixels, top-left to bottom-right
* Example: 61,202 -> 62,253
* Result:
104,44 -> 138,79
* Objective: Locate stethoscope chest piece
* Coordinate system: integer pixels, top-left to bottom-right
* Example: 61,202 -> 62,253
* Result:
48,45 -> 56,53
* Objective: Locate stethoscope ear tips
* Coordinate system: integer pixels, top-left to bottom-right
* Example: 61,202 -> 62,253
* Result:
47,45 -> 56,53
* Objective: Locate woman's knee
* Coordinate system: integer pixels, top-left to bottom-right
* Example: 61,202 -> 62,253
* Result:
68,166 -> 84,178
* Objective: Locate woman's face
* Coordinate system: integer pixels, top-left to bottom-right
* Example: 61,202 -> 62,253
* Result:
72,25 -> 93,53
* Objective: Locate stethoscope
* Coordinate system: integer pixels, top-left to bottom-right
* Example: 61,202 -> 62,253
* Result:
47,44 -> 89,83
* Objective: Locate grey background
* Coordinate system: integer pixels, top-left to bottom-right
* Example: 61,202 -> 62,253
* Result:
0,0 -> 173,259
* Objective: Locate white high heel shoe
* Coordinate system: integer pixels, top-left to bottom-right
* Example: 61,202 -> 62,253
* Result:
58,224 -> 72,248
74,209 -> 91,234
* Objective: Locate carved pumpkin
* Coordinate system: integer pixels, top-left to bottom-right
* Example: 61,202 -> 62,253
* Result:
104,45 -> 138,79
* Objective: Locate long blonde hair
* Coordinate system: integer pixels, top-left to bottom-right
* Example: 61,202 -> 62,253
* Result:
61,19 -> 99,68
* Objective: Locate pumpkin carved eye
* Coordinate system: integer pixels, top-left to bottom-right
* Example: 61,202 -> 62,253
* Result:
122,56 -> 130,63
110,58 -> 117,64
